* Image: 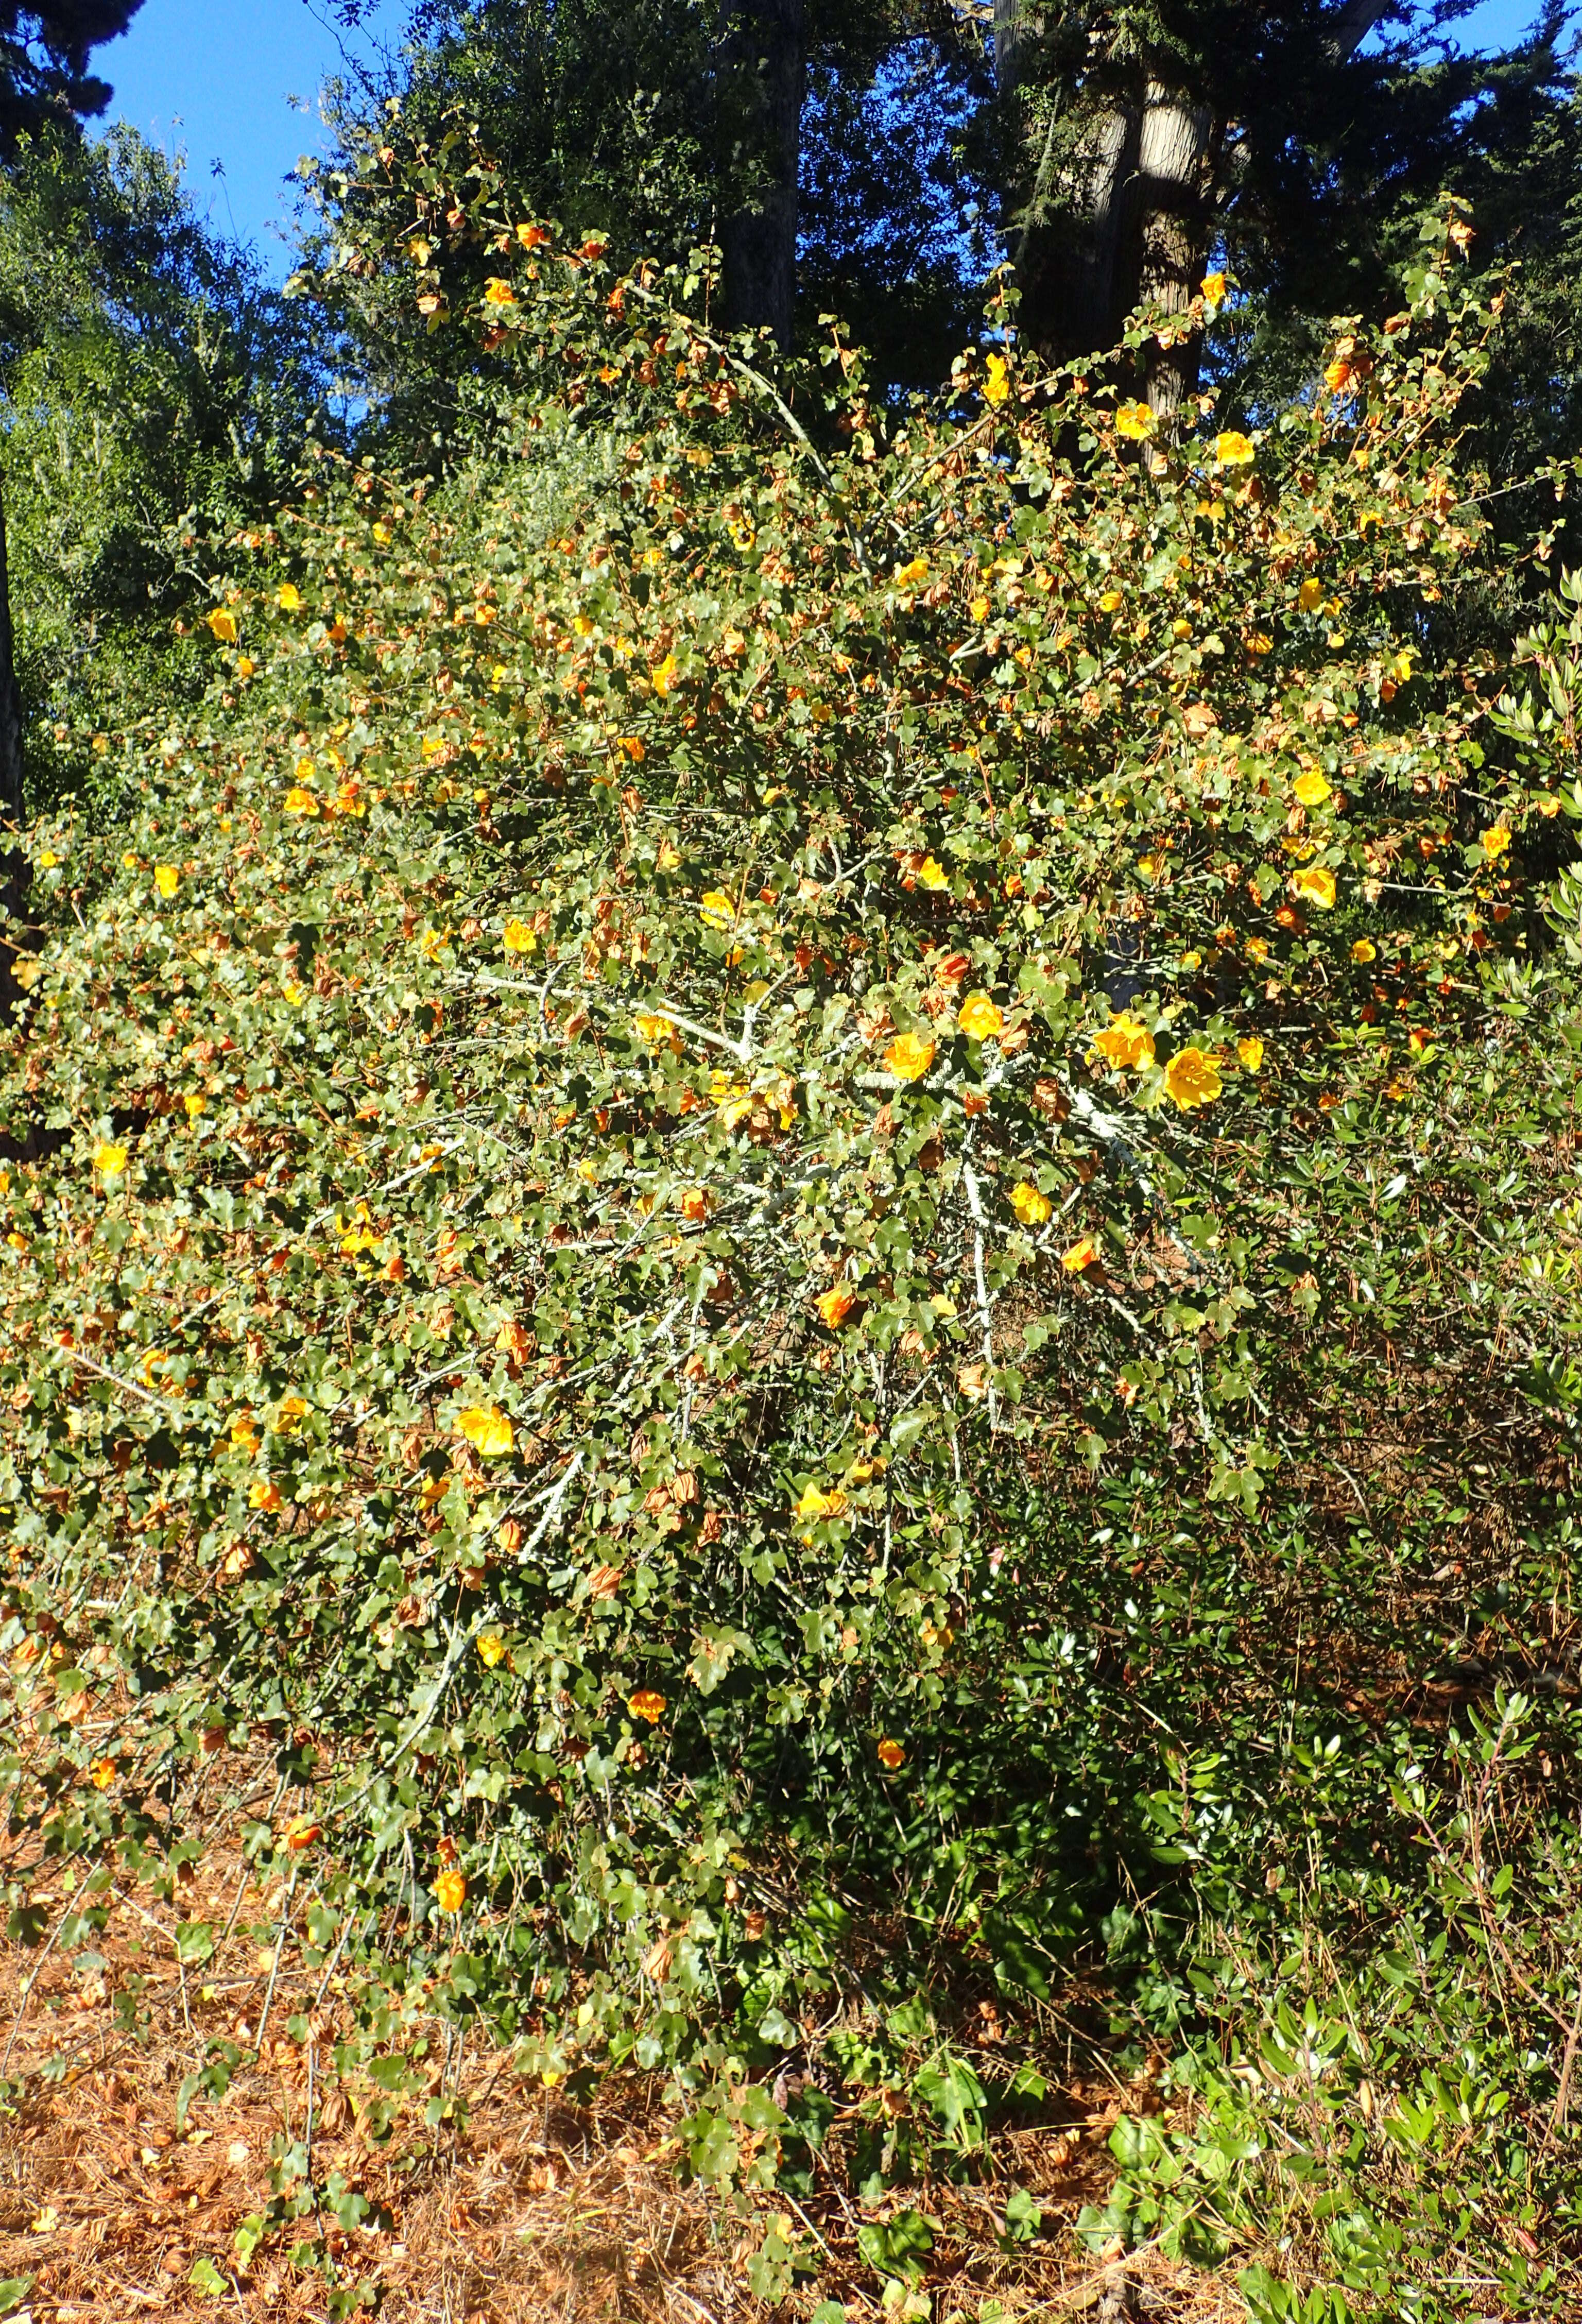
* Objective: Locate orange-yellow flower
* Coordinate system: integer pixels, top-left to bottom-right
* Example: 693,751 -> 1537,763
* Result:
679,1187 -> 709,1221
816,1285 -> 855,1328
1214,430 -> 1254,467
1297,578 -> 1323,612
1200,271 -> 1227,302
982,353 -> 1009,406
1352,938 -> 1377,963
204,608 -> 238,643
1115,400 -> 1156,441
503,917 -> 537,953
1483,825 -> 1511,862
477,1634 -> 507,1668
794,1483 -> 848,1523
1293,769 -> 1331,807
885,1032 -> 936,1083
456,1405 -> 513,1457
1062,1236 -> 1099,1274
1293,866 -> 1336,909
89,1757 -> 116,1789
249,1479 -> 282,1512
957,992 -> 1004,1042
627,1689 -> 666,1724
483,277 -> 517,306
284,1818 -> 322,1851
1091,1012 -> 1155,1071
1009,1181 -> 1052,1227
434,1868 -> 468,1913
1163,1047 -> 1223,1110
876,1738 -> 905,1770
916,854 -> 949,891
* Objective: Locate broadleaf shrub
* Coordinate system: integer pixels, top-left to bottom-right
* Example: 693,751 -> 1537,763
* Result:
6,131 -> 1582,2312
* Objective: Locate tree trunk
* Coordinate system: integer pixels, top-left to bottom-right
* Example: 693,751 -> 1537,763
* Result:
718,0 -> 806,352
1133,83 -> 1216,425
993,0 -> 1140,366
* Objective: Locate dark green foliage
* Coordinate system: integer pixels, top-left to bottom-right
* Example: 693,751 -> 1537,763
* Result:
0,1 -> 144,156
0,128 -> 328,792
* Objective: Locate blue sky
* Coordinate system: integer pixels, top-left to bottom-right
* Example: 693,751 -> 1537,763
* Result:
97,0 -> 411,271
95,0 -> 1558,277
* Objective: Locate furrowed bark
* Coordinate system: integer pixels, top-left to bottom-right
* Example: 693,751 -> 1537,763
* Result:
718,0 -> 806,352
1134,82 -> 1216,424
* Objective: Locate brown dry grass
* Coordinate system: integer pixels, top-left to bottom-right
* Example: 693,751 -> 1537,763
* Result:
0,1805 -> 1252,2324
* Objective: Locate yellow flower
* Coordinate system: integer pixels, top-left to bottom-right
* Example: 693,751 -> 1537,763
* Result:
456,1405 -> 514,1457
679,1186 -> 709,1221
1061,1236 -> 1098,1273
795,1483 -> 848,1523
371,522 -> 391,544
1009,1181 -> 1052,1227
1098,588 -> 1124,612
652,652 -> 679,696
284,788 -> 320,817
249,1479 -> 283,1512
483,277 -> 517,306
277,583 -> 302,612
183,1092 -> 206,1121
433,1868 -> 468,1913
1215,431 -> 1254,467
816,1285 -> 855,1328
957,992 -> 1004,1041
1115,400 -> 1156,441
916,855 -> 950,891
1482,825 -> 1511,861
154,865 -> 180,899
92,1141 -> 127,1176
1293,865 -> 1337,908
236,656 -> 255,678
627,1689 -> 666,1724
1200,270 -> 1227,302
699,888 -> 735,929
1352,938 -> 1377,963
1237,1036 -> 1265,1072
969,594 -> 990,621
502,917 -> 537,953
1293,770 -> 1332,808
274,1394 -> 311,1432
90,1757 -> 116,1789
1091,1013 -> 1155,1071
895,556 -> 929,585
1297,578 -> 1323,612
477,1634 -> 507,1668
1163,1047 -> 1223,1110
876,1738 -> 905,1770
205,608 -> 238,643
885,1032 -> 936,1083
982,353 -> 1009,405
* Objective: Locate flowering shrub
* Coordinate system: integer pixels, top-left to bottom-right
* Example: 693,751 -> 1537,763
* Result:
5,138 -> 1582,2306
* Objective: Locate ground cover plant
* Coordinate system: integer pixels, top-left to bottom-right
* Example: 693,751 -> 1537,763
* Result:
3,127 -> 1582,2319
